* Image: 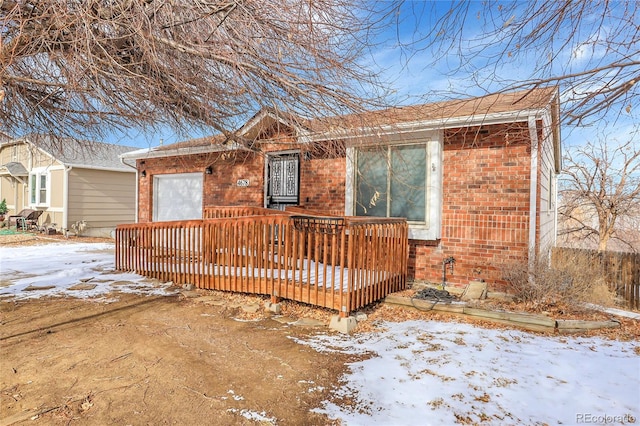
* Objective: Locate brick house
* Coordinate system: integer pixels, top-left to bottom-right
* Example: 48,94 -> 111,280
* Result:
121,88 -> 561,289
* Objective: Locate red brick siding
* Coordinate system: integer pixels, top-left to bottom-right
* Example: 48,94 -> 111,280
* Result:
137,161 -> 154,223
137,151 -> 264,222
409,123 -> 533,288
299,156 -> 346,213
203,151 -> 264,207
137,140 -> 346,222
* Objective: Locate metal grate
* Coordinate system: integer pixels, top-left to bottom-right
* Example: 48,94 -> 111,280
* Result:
291,215 -> 345,235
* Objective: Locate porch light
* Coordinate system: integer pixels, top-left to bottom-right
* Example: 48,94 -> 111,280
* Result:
205,166 -> 213,174
141,170 -> 146,177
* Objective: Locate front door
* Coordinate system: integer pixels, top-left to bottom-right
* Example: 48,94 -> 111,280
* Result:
266,153 -> 299,210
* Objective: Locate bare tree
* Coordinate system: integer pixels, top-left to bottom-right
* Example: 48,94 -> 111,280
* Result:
0,0 -> 394,144
558,139 -> 640,252
394,1 -> 639,126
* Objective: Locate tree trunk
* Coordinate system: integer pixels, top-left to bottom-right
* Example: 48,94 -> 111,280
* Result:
598,231 -> 611,252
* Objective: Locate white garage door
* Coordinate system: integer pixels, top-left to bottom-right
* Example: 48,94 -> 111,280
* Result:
153,173 -> 203,222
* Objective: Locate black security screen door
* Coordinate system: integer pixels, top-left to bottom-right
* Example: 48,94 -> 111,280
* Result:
267,153 -> 299,209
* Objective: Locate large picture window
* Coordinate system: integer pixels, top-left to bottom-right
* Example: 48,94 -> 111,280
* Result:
347,136 -> 442,241
356,144 -> 427,222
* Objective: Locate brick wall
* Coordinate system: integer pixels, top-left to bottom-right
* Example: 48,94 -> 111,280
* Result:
299,152 -> 346,214
203,151 -> 264,207
137,151 -> 264,222
410,123 -> 533,289
137,141 -> 347,222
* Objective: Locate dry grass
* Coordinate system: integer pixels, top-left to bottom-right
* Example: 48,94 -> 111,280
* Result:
0,232 -> 113,246
500,253 -> 617,312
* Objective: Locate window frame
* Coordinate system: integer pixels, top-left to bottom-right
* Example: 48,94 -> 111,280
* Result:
29,168 -> 50,207
346,134 -> 443,241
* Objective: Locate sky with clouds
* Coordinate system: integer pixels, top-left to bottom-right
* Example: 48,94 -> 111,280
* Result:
112,1 -> 638,151
370,1 -> 638,149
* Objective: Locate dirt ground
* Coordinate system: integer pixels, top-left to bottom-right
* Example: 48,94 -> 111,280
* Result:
0,292 -> 357,425
1,234 -> 354,425
1,234 -> 639,425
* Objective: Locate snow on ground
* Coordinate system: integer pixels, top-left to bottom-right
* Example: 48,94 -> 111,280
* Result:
300,321 -> 640,425
298,321 -> 640,426
1,242 -> 639,425
0,242 -> 176,300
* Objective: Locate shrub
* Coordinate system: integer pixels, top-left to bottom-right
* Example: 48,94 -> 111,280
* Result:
500,251 -> 615,311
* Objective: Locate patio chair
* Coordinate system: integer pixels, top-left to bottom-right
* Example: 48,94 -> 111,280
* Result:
8,209 -> 43,231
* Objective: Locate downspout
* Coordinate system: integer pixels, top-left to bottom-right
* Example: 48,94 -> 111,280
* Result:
27,143 -> 34,210
527,116 -> 539,269
344,147 -> 355,216
63,165 -> 72,231
120,156 -> 139,223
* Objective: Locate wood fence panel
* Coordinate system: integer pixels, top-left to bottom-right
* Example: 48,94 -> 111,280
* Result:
551,247 -> 639,310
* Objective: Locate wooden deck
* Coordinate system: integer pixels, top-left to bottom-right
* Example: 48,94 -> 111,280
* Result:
115,207 -> 408,315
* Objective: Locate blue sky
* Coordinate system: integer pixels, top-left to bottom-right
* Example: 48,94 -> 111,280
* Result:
370,1 -> 639,150
113,1 -> 638,152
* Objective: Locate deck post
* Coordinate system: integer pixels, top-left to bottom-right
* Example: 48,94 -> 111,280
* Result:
265,295 -> 282,314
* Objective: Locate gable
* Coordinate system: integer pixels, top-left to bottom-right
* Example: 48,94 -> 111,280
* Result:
239,109 -> 301,141
5,135 -> 138,172
0,140 -> 59,170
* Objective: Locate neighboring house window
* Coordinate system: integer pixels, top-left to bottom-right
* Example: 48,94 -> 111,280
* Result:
29,169 -> 49,206
346,136 -> 443,241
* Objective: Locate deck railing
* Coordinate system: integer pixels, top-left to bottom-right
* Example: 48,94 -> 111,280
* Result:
115,208 -> 408,315
203,206 -> 287,219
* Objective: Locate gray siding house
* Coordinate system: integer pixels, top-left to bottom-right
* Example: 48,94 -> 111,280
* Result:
0,135 -> 138,237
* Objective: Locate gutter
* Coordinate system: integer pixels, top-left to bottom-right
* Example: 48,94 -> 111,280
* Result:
62,163 -> 137,173
299,108 -> 549,143
120,142 -> 242,161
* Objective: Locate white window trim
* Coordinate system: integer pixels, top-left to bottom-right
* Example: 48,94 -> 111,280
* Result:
29,167 -> 50,207
346,134 -> 443,241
